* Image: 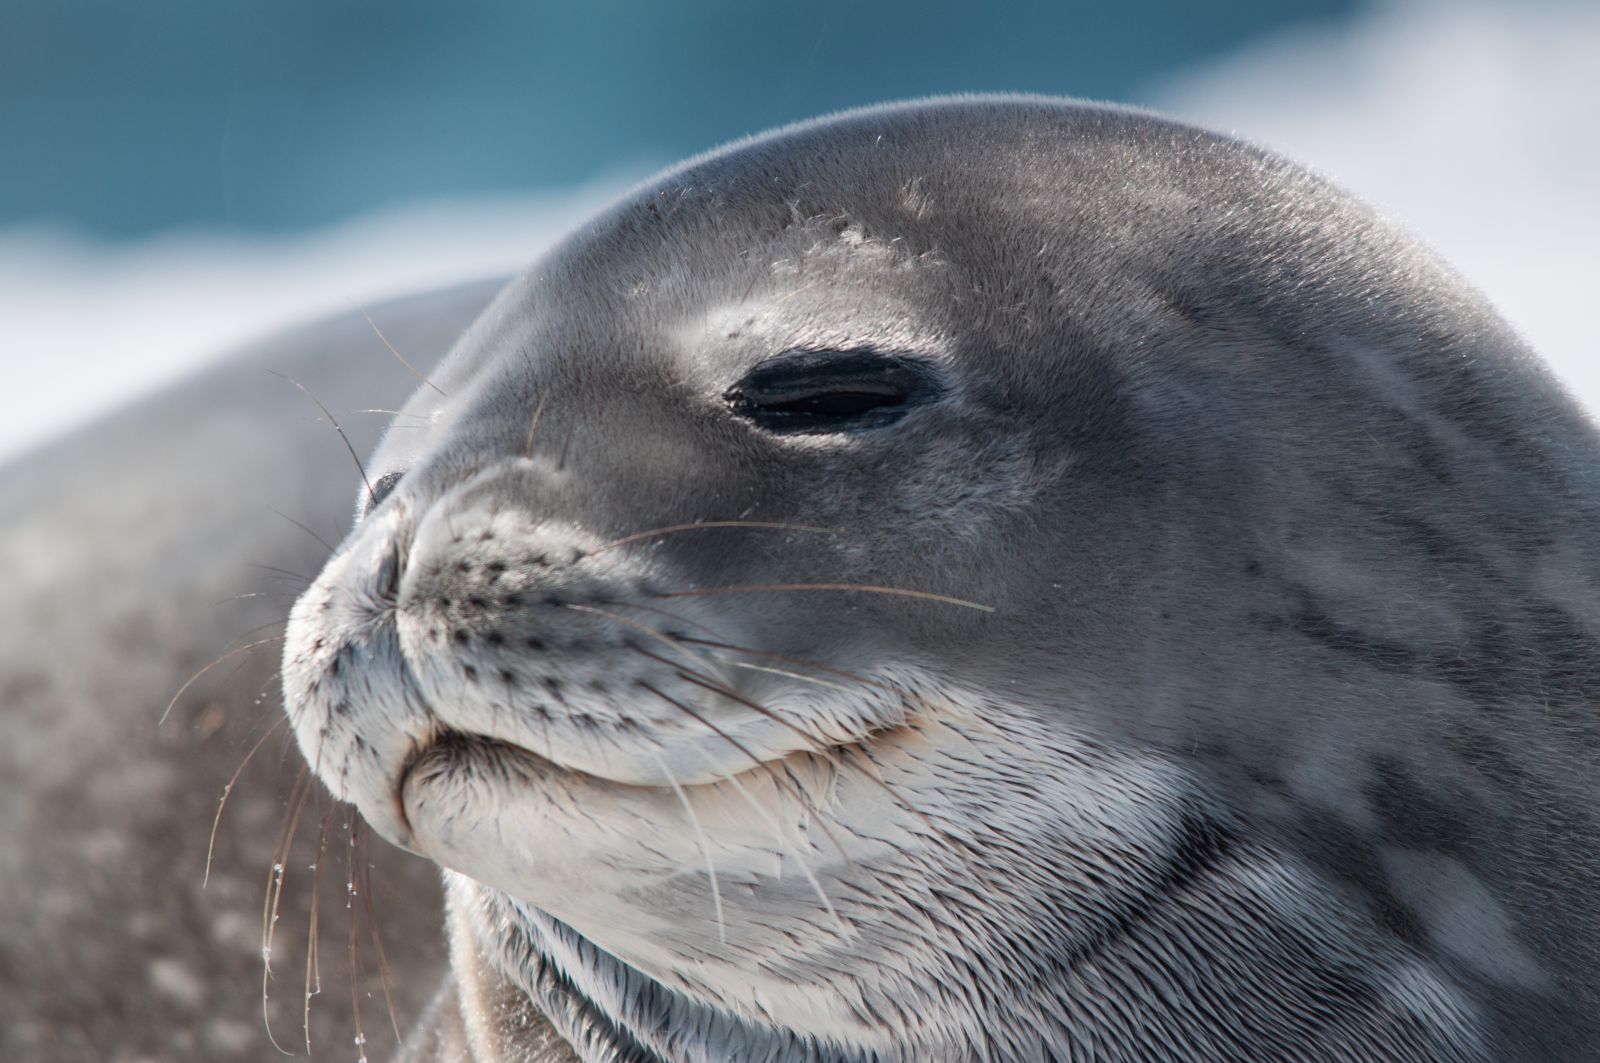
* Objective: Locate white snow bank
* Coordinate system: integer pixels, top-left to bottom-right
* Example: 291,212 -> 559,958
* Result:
1153,0 -> 1598,405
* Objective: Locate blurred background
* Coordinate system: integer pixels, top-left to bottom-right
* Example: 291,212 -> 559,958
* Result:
2,0 -> 1595,461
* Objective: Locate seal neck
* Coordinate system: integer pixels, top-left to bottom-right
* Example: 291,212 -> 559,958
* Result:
459,882 -> 873,1063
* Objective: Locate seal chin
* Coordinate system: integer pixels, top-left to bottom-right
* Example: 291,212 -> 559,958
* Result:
396,722 -> 858,967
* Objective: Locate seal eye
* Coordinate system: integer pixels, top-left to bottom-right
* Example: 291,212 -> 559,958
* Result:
725,350 -> 942,435
363,471 -> 405,518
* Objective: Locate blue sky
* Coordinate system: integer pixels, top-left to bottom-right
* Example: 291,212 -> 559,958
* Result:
5,0 -> 1353,237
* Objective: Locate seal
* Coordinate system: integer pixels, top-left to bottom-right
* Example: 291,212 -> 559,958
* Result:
0,281 -> 508,1060
280,97 -> 1600,1061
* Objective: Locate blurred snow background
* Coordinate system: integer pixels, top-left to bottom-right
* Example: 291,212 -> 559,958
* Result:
0,0 -> 1593,462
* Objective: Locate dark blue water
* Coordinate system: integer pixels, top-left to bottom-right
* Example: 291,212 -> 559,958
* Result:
3,0 -> 1355,238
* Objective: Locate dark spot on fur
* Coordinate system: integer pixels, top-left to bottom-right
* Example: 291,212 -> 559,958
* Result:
486,560 -> 507,576
1161,813 -> 1233,897
468,597 -> 488,610
453,629 -> 470,645
499,670 -> 517,686
1288,810 -> 1425,950
525,636 -> 547,651
1243,559 -> 1262,576
1442,726 -> 1530,790
485,631 -> 505,647
503,593 -> 523,607
456,561 -> 472,574
1365,755 -> 1476,855
1244,768 -> 1290,795
1047,813 -> 1236,972
462,664 -> 479,682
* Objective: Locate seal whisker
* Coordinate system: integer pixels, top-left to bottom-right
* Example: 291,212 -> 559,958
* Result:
267,507 -> 339,557
206,714 -> 289,888
688,744 -> 848,937
560,601 -> 737,688
620,642 -> 871,863
303,798 -> 335,1053
635,641 -> 830,757
675,635 -> 885,687
597,599 -> 736,645
342,814 -> 374,1063
246,563 -> 315,584
663,663 -> 946,839
260,766 -> 313,1056
566,601 -> 855,864
266,369 -> 379,509
649,750 -> 728,947
161,635 -> 286,726
657,582 -> 996,612
354,823 -> 405,1047
523,392 -> 550,460
555,408 -> 581,472
212,590 -> 281,607
677,635 -> 955,725
711,658 -> 858,697
227,616 -> 293,644
588,520 -> 835,557
332,408 -> 432,419
360,307 -> 446,398
634,674 -> 852,867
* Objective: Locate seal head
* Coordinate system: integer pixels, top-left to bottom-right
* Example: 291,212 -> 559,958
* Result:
283,98 -> 1600,1061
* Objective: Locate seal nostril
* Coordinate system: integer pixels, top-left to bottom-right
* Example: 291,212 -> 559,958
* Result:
363,470 -> 405,518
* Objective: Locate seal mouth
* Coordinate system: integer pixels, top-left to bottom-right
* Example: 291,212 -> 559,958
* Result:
397,717 -> 850,800
393,728 -> 550,838
399,728 -> 560,786
392,717 -> 843,843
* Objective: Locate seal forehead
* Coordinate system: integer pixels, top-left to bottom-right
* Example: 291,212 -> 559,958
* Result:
484,96 -> 1430,423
